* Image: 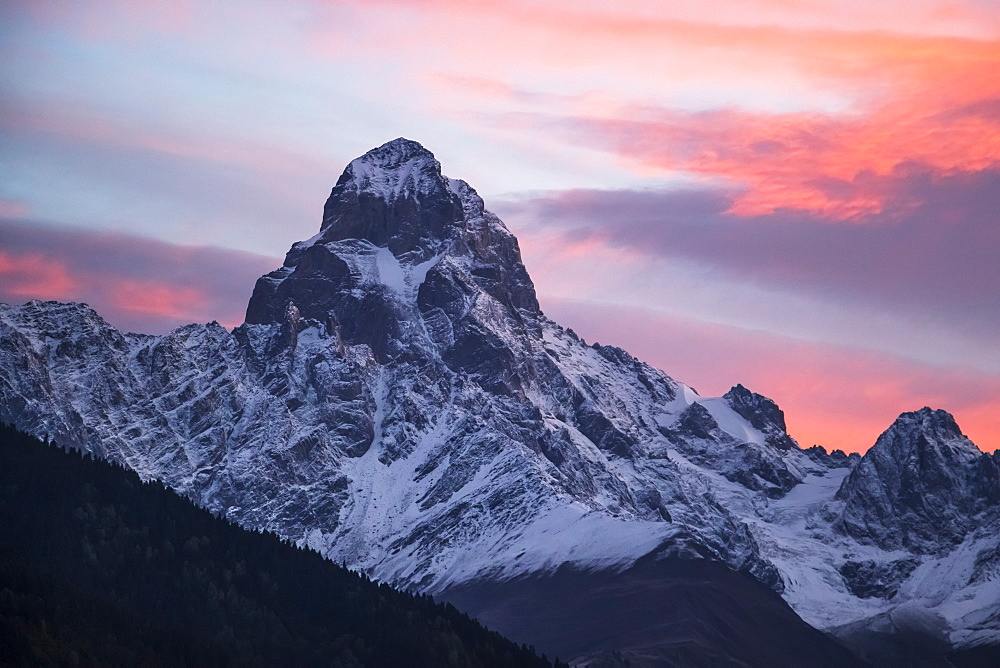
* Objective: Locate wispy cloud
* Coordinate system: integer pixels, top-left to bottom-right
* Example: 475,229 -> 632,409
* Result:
497,165 -> 1000,348
0,98 -> 335,255
0,220 -> 279,333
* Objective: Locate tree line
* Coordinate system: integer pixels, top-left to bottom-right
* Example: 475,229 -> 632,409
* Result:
0,422 -> 563,667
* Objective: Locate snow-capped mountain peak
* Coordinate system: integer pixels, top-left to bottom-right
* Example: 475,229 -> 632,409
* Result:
316,137 -> 489,263
337,137 -> 443,201
836,407 -> 994,553
723,383 -> 798,451
245,138 -> 539,367
2,140 -> 998,661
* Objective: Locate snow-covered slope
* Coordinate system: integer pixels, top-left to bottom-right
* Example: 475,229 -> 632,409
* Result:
1,138 -> 997,659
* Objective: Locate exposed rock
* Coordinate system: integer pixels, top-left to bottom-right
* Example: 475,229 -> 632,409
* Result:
839,559 -> 919,599
805,445 -> 859,469
724,383 -> 797,451
2,138 -> 998,659
835,407 -> 997,553
663,402 -> 804,498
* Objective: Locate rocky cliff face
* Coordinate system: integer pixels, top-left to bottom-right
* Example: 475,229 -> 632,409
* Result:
836,408 -> 999,553
724,384 -> 798,452
244,139 -> 539,365
2,138 -> 997,659
0,139 -> 804,591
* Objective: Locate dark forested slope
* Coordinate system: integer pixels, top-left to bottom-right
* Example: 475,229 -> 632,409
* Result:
0,423 -> 555,667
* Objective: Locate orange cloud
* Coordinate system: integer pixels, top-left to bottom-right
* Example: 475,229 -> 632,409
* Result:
569,95 -> 1000,219
391,2 -> 1000,218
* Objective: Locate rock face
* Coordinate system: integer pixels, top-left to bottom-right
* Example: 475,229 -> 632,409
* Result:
836,408 -> 998,553
1,138 -> 998,661
661,394 -> 806,499
0,139 -> 798,591
244,139 -> 539,362
724,384 -> 797,451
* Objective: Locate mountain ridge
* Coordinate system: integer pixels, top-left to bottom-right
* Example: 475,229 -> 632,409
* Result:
1,137 -> 997,663
0,422 -> 554,667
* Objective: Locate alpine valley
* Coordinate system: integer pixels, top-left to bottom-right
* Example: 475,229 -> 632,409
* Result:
2,139 -> 998,666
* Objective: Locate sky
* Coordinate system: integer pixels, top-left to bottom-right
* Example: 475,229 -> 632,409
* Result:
1,0 -> 998,453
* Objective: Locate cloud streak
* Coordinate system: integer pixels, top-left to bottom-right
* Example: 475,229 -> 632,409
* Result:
0,220 -> 279,333
497,164 -> 1000,348
0,98 -> 335,255
539,98 -> 1000,218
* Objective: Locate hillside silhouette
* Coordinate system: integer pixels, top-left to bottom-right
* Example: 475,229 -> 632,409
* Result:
0,423 -> 557,667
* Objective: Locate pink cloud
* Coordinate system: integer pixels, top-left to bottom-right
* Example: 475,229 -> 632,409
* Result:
0,221 -> 279,333
496,168 -> 1000,347
500,54 -> 1000,218
0,252 -> 75,300
109,281 -> 209,322
557,94 -> 1000,219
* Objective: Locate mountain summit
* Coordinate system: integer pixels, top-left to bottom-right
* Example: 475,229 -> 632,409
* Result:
2,140 -> 998,663
245,139 -> 538,364
836,407 -> 997,552
320,137 -> 481,254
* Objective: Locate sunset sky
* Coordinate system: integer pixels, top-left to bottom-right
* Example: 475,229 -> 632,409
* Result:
2,0 -> 998,453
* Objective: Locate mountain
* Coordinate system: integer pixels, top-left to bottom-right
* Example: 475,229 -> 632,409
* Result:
836,408 -> 999,553
1,138 -> 997,664
829,409 -> 1000,665
0,423 -> 552,667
